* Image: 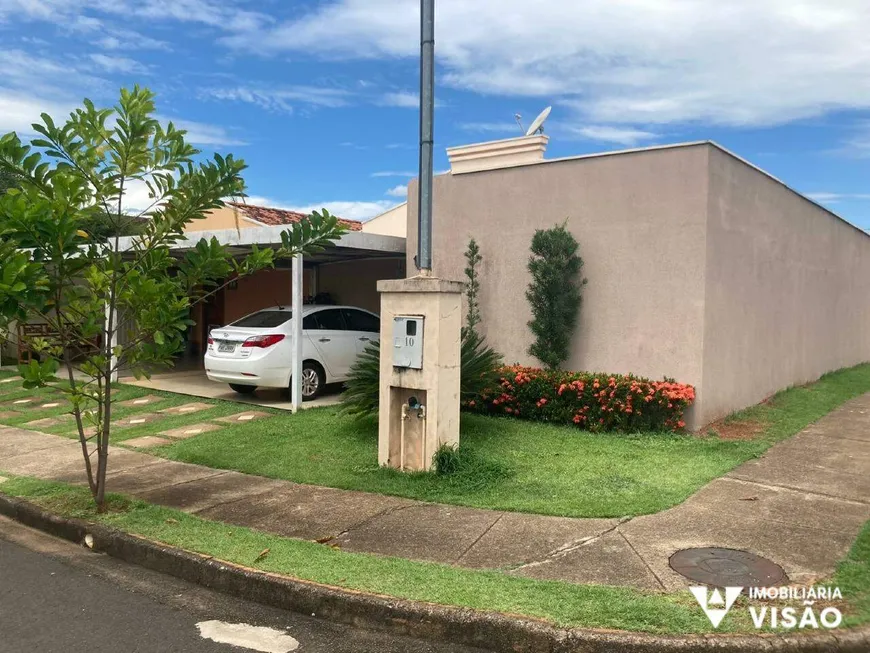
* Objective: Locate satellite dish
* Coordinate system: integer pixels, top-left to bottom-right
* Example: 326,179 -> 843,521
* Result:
525,106 -> 551,136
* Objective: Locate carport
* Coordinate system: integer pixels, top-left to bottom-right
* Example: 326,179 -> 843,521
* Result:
116,225 -> 406,411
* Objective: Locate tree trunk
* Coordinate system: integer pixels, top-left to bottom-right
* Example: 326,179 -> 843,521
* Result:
94,375 -> 111,512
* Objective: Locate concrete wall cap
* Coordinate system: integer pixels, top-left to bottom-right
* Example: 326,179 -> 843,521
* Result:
378,277 -> 464,294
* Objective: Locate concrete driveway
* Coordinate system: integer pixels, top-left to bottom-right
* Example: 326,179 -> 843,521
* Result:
119,370 -> 342,410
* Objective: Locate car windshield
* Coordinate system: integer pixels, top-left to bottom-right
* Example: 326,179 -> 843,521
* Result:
231,310 -> 292,328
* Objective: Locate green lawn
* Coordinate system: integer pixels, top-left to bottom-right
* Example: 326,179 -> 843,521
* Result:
150,363 -> 870,518
0,475 -> 867,635
3,363 -> 870,518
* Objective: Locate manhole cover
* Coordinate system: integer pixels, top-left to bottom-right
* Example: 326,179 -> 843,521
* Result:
669,547 -> 788,588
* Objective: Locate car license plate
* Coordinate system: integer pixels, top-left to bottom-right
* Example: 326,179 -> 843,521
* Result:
218,342 -> 236,353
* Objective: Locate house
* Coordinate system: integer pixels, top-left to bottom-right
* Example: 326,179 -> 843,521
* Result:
179,202 -> 405,357
362,202 -> 407,238
189,202 -> 365,234
400,136 -> 870,429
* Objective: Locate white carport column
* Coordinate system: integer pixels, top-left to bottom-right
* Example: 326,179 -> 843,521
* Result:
105,300 -> 118,383
290,253 -> 303,412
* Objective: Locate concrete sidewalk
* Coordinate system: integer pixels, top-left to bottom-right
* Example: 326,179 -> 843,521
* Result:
2,393 -> 870,591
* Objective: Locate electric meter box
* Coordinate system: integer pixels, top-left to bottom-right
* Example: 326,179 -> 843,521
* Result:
392,316 -> 424,369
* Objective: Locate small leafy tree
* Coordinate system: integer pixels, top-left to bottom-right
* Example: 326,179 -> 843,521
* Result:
463,238 -> 482,336
0,87 -> 346,510
0,168 -> 19,194
525,222 -> 586,369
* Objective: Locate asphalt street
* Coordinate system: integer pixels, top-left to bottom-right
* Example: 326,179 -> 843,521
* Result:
0,516 -> 487,653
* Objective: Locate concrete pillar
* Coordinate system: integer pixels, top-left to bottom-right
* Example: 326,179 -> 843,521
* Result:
105,301 -> 118,383
290,253 -> 303,412
377,275 -> 463,471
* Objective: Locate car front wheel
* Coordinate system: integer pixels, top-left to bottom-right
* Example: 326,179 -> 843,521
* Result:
300,362 -> 325,400
229,383 -> 257,395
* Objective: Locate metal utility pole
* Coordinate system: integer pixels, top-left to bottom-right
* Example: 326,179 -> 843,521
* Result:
416,0 -> 434,272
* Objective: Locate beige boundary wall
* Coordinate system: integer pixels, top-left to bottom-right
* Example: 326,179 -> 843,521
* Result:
406,142 -> 870,428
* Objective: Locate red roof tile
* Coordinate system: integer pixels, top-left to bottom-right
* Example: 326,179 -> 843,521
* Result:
227,202 -> 362,231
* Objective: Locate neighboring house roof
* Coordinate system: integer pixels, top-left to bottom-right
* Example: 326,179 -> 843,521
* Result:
227,202 -> 363,231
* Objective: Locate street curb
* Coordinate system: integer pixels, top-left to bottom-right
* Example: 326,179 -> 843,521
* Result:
1,494 -> 868,653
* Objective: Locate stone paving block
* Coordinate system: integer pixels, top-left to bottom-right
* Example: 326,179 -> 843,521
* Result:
158,422 -> 223,439
23,417 -> 63,429
4,398 -> 35,407
334,503 -> 503,563
118,395 -> 164,408
158,402 -> 213,416
123,435 -> 173,449
198,484 -> 416,542
0,428 -> 78,457
114,412 -> 162,428
56,410 -> 96,422
36,400 -> 67,410
50,449 -> 164,485
511,530 -> 663,590
104,460 -> 226,495
0,410 -> 20,421
2,445 -> 84,478
138,471 -> 287,513
457,512 -> 618,569
212,411 -> 271,424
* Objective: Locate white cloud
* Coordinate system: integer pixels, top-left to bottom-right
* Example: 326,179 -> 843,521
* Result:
805,192 -> 870,203
380,91 -> 419,108
563,125 -> 659,146
244,196 -> 394,221
837,123 -> 870,158
385,184 -> 408,198
200,85 -> 350,112
0,90 -> 75,134
371,170 -> 415,178
0,47 -> 243,149
290,200 -> 395,221
459,122 -> 519,134
96,32 -> 170,50
89,53 -> 149,74
220,0 -> 870,128
3,0 -> 272,32
377,91 -> 444,109
167,118 -> 248,147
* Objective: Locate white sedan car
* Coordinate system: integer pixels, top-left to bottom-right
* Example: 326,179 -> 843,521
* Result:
205,305 -> 380,400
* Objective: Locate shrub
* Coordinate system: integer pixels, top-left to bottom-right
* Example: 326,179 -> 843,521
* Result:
526,223 -> 586,369
432,442 -> 461,475
459,329 -> 502,400
469,365 -> 695,432
339,339 -> 380,419
463,238 -> 482,337
430,442 -> 514,488
340,332 -> 503,418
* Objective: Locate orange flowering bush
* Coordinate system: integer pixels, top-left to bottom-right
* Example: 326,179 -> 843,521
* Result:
466,365 -> 695,432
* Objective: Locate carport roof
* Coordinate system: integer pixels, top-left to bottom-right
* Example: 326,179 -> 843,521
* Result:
116,225 -> 405,264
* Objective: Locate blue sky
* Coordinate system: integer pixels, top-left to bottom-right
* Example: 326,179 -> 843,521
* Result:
2,0 -> 870,225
